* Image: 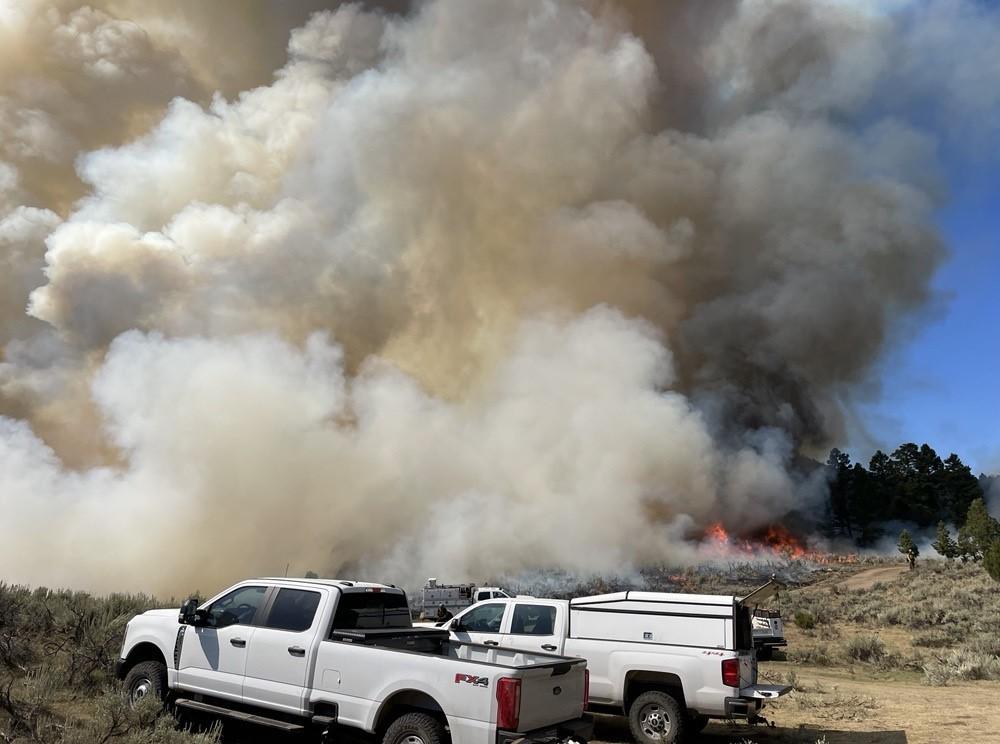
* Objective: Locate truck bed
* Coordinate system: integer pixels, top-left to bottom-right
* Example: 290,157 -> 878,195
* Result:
331,626 -> 581,671
316,631 -> 587,734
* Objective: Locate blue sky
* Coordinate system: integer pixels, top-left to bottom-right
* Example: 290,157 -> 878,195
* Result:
856,160 -> 999,473
834,0 -> 1000,473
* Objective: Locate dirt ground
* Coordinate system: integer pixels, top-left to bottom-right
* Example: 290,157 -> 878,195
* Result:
821,565 -> 908,592
590,657 -> 1000,744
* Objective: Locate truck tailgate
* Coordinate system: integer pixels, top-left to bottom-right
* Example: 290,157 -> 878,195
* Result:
740,684 -> 791,700
514,661 -> 586,732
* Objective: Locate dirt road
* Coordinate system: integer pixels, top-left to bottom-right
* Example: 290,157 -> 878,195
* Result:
829,565 -> 908,591
591,662 -> 1000,744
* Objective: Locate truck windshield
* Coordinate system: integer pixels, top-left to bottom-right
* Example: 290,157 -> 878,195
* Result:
332,591 -> 411,630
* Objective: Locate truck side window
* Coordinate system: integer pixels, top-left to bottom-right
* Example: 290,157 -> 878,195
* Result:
206,585 -> 268,627
262,588 -> 321,632
509,604 -> 556,635
459,603 -> 505,632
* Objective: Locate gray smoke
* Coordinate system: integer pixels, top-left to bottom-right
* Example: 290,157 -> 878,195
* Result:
0,0 -> 993,594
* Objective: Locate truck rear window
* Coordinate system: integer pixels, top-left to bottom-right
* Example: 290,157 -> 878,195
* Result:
734,605 -> 754,651
332,591 -> 411,630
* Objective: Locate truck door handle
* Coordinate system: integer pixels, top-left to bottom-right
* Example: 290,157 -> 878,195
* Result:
230,638 -> 246,648
484,640 -> 499,647
288,646 -> 306,657
542,644 -> 557,651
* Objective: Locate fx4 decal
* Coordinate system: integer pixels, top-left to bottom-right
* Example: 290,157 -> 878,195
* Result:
454,673 -> 489,688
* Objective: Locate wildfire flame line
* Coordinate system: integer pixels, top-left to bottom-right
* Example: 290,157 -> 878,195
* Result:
700,522 -> 855,563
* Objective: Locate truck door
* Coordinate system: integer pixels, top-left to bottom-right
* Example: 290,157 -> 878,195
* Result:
243,587 -> 324,714
499,601 -> 564,654
449,602 -> 509,648
176,584 -> 269,702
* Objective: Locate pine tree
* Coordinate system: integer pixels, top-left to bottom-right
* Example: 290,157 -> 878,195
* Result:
868,449 -> 896,524
984,541 -> 1000,583
941,454 -> 983,524
898,529 -> 919,570
962,498 -> 1000,559
931,521 -> 957,560
825,449 -> 854,539
956,530 -> 976,563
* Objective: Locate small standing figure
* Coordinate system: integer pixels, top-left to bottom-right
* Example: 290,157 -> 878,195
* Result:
436,604 -> 454,623
898,529 -> 919,570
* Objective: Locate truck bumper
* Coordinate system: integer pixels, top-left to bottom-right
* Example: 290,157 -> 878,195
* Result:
497,714 -> 594,744
754,638 -> 787,648
724,697 -> 763,718
114,659 -> 127,680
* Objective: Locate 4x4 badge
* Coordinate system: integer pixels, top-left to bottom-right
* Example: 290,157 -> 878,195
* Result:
454,673 -> 488,688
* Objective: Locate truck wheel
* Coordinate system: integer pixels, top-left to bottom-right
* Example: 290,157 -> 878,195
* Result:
123,660 -> 167,709
628,690 -> 686,744
383,712 -> 446,744
757,647 -> 773,661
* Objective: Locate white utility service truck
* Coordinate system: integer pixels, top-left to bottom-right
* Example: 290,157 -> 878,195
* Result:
422,579 -> 509,617
744,579 -> 788,660
115,578 -> 592,744
441,589 -> 790,744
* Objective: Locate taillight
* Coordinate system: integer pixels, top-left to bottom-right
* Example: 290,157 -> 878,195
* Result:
721,658 -> 741,688
583,669 -> 590,711
496,677 -> 521,731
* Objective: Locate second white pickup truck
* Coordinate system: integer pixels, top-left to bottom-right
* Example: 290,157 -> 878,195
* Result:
115,578 -> 592,744
440,589 -> 790,744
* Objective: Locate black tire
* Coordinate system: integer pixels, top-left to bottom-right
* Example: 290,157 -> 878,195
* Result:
628,690 -> 686,744
123,660 -> 167,709
383,712 -> 447,744
757,646 -> 773,661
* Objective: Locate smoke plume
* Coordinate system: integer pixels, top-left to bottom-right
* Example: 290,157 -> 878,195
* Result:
0,0 -> 993,594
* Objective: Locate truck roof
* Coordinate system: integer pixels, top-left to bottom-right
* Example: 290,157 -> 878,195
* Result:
256,578 -> 404,592
571,590 -> 738,606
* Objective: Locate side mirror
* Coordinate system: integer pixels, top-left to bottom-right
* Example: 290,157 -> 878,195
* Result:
179,598 -> 199,625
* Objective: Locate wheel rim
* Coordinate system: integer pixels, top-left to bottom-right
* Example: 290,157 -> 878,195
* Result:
400,735 -> 425,744
638,702 -> 673,741
129,677 -> 152,707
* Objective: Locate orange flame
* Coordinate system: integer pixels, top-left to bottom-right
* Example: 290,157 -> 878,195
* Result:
704,522 -> 730,543
698,521 -> 855,563
760,524 -> 807,559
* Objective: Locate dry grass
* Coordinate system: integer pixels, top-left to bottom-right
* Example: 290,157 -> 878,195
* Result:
0,583 -> 216,743
781,561 -> 1000,685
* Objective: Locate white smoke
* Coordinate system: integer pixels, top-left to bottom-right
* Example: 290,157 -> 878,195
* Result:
0,0 -> 993,594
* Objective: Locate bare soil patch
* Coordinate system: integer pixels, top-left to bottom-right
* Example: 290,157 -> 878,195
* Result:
828,565 -> 908,591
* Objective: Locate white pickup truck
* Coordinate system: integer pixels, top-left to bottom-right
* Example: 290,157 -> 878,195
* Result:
115,578 -> 592,744
439,589 -> 790,744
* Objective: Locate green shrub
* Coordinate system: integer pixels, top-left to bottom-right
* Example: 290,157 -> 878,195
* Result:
794,610 -> 816,629
912,629 -> 958,648
843,634 -> 886,663
924,649 -> 1000,686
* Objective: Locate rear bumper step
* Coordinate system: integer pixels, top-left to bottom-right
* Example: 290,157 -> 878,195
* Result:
174,699 -> 305,731
754,639 -> 787,648
497,714 -> 594,744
